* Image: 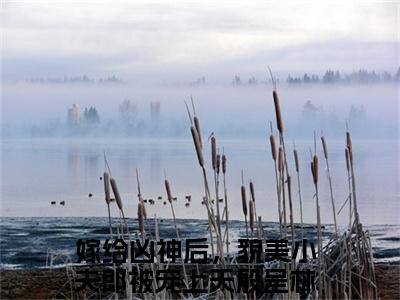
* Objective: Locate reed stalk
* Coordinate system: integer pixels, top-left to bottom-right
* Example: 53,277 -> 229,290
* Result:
311,154 -> 323,296
293,147 -> 304,241
344,146 -> 353,300
187,101 -> 225,262
222,152 -> 230,256
286,175 -> 296,264
249,199 -> 254,235
321,135 -> 338,237
103,172 -> 113,238
269,126 -> 282,237
347,130 -> 365,299
278,146 -> 287,238
241,174 -> 248,238
211,135 -> 222,239
164,178 -> 190,290
249,181 -> 260,239
269,76 -> 291,241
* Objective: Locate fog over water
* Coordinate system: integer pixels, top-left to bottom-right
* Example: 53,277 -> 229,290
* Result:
2,82 -> 398,139
1,82 -> 399,224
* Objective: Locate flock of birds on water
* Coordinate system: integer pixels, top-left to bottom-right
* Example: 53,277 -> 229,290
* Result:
49,176 -> 194,208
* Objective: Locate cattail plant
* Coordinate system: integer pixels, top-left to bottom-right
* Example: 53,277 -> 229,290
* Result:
103,172 -> 113,238
344,146 -> 353,300
221,151 -> 229,256
241,172 -> 248,237
211,136 -> 217,170
270,133 -> 277,161
321,135 -> 338,237
269,125 -> 282,236
278,146 -> 287,237
286,175 -> 295,256
293,147 -> 304,240
249,199 -> 255,234
191,97 -> 203,149
110,178 -> 123,211
211,135 -> 222,237
346,130 -> 365,299
216,154 -> 221,175
164,177 -> 189,289
137,202 -> 145,236
269,69 -> 292,241
270,68 -> 292,239
136,169 -> 147,220
273,90 -> 284,134
109,177 -> 132,243
191,126 -> 204,167
345,148 -> 352,229
249,181 -> 255,204
249,181 -> 260,238
186,100 -> 224,262
311,154 -> 323,294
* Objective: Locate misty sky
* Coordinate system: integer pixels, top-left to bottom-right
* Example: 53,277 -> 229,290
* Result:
2,0 -> 399,83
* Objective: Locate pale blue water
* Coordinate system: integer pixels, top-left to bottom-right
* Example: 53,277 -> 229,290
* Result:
1,138 -> 399,224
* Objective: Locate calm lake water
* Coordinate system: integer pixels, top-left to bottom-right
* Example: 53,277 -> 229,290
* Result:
1,137 -> 399,225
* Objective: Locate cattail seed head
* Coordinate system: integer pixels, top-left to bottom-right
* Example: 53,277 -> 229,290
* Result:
249,200 -> 255,232
194,116 -> 202,149
110,177 -> 123,210
345,148 -> 350,171
216,154 -> 221,174
137,202 -> 145,235
103,172 -> 111,204
191,126 -> 204,167
311,161 -> 315,183
165,179 -> 173,203
346,131 -> 352,152
222,154 -> 227,174
321,136 -> 328,159
348,146 -> 353,165
270,135 -> 277,161
278,147 -> 284,173
249,181 -> 255,202
139,196 -> 147,219
293,149 -> 299,173
312,155 -> 319,184
287,175 -> 292,196
273,90 -> 284,133
241,185 -> 247,217
211,136 -> 217,170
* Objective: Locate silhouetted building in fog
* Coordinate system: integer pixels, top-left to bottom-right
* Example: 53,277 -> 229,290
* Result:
150,102 -> 160,123
67,104 -> 80,125
119,99 -> 137,126
83,106 -> 100,125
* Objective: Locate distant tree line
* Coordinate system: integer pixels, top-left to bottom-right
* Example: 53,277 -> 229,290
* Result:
25,74 -> 123,84
231,68 -> 400,86
287,68 -> 400,84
